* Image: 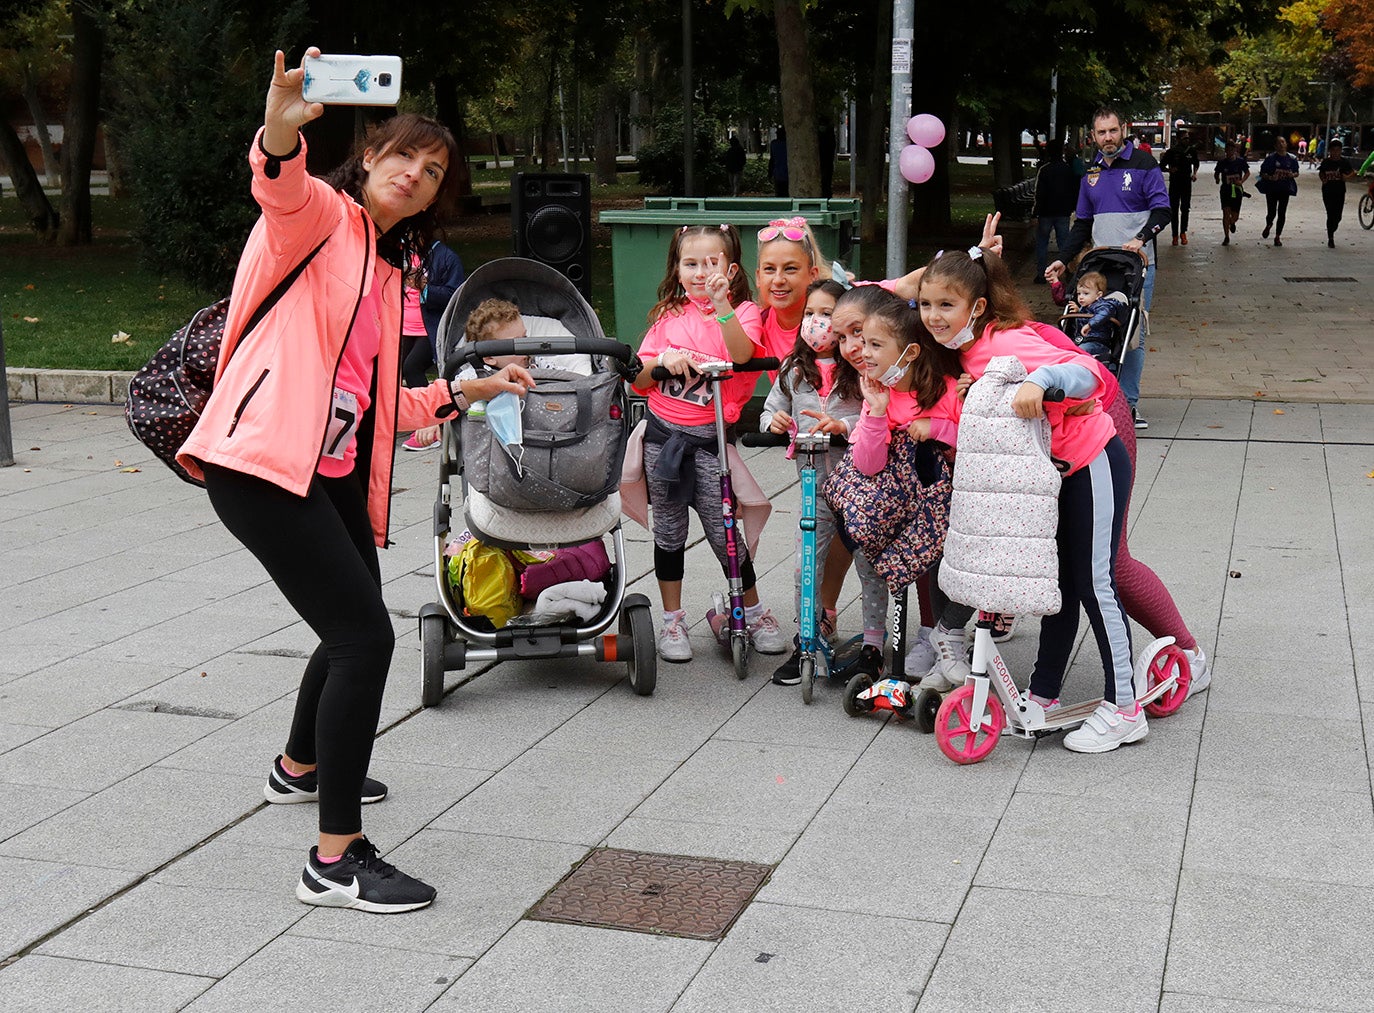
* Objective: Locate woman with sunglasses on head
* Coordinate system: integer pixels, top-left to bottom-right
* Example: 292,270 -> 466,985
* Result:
755,216 -> 824,371
177,48 -> 534,913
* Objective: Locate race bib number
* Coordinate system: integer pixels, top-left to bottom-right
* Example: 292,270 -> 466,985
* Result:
660,370 -> 715,408
323,388 -> 360,460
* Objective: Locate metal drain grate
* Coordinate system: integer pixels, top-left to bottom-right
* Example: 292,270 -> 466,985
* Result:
528,848 -> 773,940
1283,276 -> 1358,283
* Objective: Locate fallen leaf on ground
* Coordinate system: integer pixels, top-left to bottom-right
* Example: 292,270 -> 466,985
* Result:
1206,424 -> 1223,429
119,466 -> 141,473
23,283 -> 34,290
1367,471 -> 1374,479
1273,409 -> 1285,415
113,459 -> 123,467
1254,391 -> 1266,397
111,331 -> 131,344
23,316 -> 39,323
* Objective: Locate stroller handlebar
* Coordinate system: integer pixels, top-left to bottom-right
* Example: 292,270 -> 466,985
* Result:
648,356 -> 779,382
740,431 -> 848,448
452,337 -> 637,376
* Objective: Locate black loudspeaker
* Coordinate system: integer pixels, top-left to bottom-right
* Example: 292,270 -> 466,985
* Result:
511,172 -> 592,298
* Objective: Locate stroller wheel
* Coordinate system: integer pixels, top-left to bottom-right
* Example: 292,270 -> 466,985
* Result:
420,613 -> 447,708
621,599 -> 657,697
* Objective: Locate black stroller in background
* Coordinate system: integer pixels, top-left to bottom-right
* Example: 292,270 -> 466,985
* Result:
1057,246 -> 1148,373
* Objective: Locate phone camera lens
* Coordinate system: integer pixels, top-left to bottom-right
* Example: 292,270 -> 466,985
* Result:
378,73 -> 392,87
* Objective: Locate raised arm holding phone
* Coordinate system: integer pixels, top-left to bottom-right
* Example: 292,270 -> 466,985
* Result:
177,48 -> 533,914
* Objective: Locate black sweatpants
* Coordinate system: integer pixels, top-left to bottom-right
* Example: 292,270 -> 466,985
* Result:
1028,438 -> 1134,706
1169,181 -> 1192,237
1264,193 -> 1291,237
203,463 -> 393,836
1323,188 -> 1346,236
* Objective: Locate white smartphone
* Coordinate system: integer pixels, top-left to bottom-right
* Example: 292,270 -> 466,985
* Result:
301,54 -> 402,106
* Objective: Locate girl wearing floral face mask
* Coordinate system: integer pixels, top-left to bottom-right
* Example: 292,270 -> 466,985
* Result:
757,279 -> 859,684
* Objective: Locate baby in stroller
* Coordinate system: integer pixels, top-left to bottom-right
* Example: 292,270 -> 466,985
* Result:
1057,247 -> 1146,373
1064,271 -> 1128,361
417,258 -> 656,707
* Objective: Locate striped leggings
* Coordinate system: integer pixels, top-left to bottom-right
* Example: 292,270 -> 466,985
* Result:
1028,438 -> 1136,705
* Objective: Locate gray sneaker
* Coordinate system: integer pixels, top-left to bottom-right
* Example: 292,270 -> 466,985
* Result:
749,609 -> 790,654
657,613 -> 693,663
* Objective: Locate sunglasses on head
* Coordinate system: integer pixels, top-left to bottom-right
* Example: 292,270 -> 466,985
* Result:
757,217 -> 812,246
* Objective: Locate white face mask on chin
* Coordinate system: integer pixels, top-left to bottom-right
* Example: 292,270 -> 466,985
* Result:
875,345 -> 915,387
937,308 -> 979,350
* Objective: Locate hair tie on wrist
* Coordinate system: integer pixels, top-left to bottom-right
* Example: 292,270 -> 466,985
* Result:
716,309 -> 736,324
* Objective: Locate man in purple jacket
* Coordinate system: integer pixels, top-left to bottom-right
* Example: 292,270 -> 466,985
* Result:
1046,107 -> 1171,430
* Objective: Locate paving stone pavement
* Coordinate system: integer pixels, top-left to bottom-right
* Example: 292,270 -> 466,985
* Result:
1,183 -> 1373,1011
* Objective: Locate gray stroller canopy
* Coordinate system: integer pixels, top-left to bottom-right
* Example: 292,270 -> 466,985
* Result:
437,257 -> 606,370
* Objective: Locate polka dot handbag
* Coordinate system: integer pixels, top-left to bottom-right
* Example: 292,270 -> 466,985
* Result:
124,239 -> 326,486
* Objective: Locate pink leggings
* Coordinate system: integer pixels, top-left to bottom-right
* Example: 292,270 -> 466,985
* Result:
1106,391 -> 1197,652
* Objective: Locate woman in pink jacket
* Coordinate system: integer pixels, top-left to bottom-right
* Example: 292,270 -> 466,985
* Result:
179,49 -> 533,913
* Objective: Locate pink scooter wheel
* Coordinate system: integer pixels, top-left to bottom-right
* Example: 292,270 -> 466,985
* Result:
1143,644 -> 1191,717
934,685 -> 1004,764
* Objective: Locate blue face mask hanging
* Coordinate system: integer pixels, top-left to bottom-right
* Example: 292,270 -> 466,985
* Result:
485,390 -> 525,478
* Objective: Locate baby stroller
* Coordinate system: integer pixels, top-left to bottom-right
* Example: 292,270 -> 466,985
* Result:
417,258 -> 654,707
1057,246 -> 1147,375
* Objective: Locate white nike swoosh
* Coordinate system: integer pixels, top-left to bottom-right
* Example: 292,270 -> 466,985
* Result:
306,863 -> 360,899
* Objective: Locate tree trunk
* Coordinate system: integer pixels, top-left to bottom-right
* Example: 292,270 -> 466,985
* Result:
21,64 -> 59,187
990,106 -> 1022,188
0,117 -> 59,238
859,0 -> 891,245
594,79 -> 619,185
630,31 -> 651,151
58,2 -> 103,246
434,75 -> 473,200
774,0 -> 819,198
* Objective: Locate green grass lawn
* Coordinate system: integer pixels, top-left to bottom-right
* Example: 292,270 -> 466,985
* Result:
1,161 -> 1002,369
1,200 -> 208,371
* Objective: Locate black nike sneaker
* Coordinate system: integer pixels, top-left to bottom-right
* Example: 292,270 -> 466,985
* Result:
296,837 -> 436,913
264,755 -> 387,805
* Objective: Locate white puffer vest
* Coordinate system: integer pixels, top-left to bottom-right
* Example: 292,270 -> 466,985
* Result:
938,355 -> 1062,616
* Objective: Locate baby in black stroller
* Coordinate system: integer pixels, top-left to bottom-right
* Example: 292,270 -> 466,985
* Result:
1057,247 -> 1147,374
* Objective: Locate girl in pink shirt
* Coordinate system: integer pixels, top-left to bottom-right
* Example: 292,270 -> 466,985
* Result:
826,285 -> 963,686
630,224 -> 788,662
920,248 -> 1142,754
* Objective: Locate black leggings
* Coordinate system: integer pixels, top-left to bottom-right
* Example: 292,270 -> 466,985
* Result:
1169,183 -> 1191,237
401,334 -> 434,388
1264,193 -> 1290,236
203,464 -> 393,836
1324,190 -> 1345,235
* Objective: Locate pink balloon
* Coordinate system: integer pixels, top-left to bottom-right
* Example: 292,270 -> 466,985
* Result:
900,144 -> 935,185
906,113 -> 946,148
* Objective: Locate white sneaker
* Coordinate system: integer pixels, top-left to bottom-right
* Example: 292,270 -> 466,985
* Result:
1028,692 -> 1061,713
748,609 -> 790,654
920,626 -> 970,692
658,613 -> 693,663
904,627 -> 936,676
1184,647 -> 1210,699
1063,702 -> 1148,753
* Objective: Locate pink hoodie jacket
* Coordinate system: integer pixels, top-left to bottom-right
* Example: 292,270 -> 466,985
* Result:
177,130 -> 457,546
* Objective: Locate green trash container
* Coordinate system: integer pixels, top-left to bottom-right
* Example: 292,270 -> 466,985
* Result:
599,197 -> 861,344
